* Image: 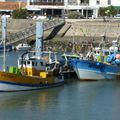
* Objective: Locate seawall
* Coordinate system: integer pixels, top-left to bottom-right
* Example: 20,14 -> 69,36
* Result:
0,18 -> 120,42
0,19 -> 36,33
64,19 -> 120,39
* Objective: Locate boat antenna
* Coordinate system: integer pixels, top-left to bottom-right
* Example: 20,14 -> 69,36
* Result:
2,14 -> 7,72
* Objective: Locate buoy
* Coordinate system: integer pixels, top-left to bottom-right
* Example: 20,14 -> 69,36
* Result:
116,54 -> 120,59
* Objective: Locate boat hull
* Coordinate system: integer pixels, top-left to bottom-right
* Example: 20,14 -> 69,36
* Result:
0,81 -> 64,92
71,59 -> 120,81
61,71 -> 78,80
77,68 -> 120,81
0,71 -> 64,92
16,44 -> 31,51
16,47 -> 31,51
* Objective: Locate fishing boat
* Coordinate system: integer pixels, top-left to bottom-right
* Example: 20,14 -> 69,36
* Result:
70,22 -> 120,81
0,16 -> 64,92
71,46 -> 120,81
59,53 -> 81,80
16,43 -> 31,51
69,32 -> 120,81
71,58 -> 120,81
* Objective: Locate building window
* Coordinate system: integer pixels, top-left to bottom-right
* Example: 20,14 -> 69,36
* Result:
30,0 -> 64,5
68,0 -> 77,5
108,0 -> 111,5
80,0 -> 89,5
96,0 -> 100,5
42,0 -> 47,2
86,0 -> 89,4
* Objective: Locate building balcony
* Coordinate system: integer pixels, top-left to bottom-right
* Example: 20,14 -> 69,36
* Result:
30,2 -> 64,6
67,3 -> 89,6
79,3 -> 89,6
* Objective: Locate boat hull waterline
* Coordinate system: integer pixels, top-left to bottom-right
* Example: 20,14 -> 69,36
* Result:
0,71 -> 64,92
71,59 -> 120,81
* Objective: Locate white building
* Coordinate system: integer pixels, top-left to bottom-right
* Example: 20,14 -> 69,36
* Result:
26,0 -> 120,18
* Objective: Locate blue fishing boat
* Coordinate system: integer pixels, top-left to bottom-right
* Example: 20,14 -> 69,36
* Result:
70,36 -> 120,81
71,59 -> 120,81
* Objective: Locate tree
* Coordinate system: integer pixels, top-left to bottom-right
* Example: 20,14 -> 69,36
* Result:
107,5 -> 117,17
98,7 -> 108,21
98,6 -> 117,21
12,8 -> 27,19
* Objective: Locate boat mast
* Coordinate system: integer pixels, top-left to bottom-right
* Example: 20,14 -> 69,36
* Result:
2,15 -> 7,72
35,21 -> 43,59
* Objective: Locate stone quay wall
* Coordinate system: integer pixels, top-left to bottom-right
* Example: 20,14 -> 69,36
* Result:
0,18 -> 120,42
0,19 -> 36,33
64,19 -> 120,39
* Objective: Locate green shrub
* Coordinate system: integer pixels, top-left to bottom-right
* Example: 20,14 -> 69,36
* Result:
68,11 -> 81,19
12,8 -> 27,19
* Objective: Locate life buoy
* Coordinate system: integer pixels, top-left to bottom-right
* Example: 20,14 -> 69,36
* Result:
116,54 -> 120,59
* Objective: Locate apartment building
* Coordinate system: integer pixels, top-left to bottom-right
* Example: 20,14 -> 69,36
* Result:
26,0 -> 120,18
0,0 -> 119,18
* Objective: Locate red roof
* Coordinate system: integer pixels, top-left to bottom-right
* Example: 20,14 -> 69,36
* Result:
0,2 -> 27,10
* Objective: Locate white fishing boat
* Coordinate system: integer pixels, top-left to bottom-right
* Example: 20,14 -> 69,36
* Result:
16,43 -> 31,51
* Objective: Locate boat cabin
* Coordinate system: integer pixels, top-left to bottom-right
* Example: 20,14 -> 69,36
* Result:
18,57 -> 46,76
61,53 -> 80,61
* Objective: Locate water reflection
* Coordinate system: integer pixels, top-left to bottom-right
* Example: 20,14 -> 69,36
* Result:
74,81 -> 120,120
1,50 -> 120,120
0,86 -> 64,111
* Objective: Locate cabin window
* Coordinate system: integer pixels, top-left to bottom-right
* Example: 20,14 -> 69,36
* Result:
71,57 -> 79,59
32,62 -> 38,66
40,62 -> 43,66
62,56 -> 65,60
35,62 -> 37,66
32,62 -> 34,66
20,61 -> 23,65
23,61 -> 26,65
27,61 -> 30,64
67,57 -> 70,60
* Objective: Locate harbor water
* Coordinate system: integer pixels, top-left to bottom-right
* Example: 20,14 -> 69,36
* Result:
0,51 -> 120,120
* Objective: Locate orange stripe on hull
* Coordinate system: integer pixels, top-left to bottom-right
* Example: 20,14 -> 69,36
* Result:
0,71 -> 55,85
